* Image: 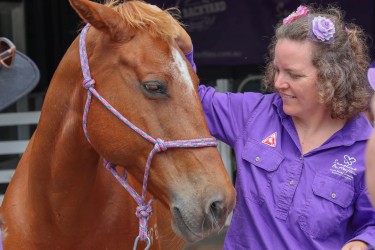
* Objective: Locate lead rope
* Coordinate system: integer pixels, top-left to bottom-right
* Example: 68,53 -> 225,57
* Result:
79,23 -> 218,250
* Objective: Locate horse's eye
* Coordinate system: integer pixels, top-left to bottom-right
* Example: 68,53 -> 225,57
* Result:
142,81 -> 167,96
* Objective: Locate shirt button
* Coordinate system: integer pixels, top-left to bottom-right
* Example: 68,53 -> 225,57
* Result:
255,157 -> 261,162
331,193 -> 336,199
300,155 -> 303,160
289,180 -> 294,186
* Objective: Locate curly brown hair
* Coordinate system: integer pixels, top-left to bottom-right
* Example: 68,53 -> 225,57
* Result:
263,5 -> 373,119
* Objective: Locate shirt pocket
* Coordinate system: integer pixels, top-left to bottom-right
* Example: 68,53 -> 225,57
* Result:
298,173 -> 354,239
241,139 -> 284,205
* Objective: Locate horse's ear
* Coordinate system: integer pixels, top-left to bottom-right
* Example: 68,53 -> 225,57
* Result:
69,0 -> 129,42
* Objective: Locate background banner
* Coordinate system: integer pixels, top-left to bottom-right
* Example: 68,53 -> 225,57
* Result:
148,0 -> 375,66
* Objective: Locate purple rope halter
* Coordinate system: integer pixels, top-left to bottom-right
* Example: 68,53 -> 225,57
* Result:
79,23 -> 218,250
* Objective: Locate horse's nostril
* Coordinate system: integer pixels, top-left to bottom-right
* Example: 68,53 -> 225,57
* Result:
206,199 -> 225,222
172,206 -> 181,217
210,200 -> 222,217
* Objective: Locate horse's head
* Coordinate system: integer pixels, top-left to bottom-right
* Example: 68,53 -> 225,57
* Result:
68,0 -> 235,242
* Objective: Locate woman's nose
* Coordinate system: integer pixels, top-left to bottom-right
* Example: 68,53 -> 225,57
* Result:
274,73 -> 287,89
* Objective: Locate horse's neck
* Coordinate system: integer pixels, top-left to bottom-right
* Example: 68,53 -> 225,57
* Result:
26,41 -> 103,220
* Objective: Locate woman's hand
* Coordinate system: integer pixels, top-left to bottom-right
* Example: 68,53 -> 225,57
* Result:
341,240 -> 368,250
175,25 -> 193,54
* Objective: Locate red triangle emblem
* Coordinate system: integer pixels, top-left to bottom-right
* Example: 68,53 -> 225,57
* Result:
262,132 -> 277,147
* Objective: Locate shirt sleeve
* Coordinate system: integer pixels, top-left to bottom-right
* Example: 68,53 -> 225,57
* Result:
198,84 -> 266,147
185,47 -> 271,147
345,187 -> 375,247
184,48 -> 197,73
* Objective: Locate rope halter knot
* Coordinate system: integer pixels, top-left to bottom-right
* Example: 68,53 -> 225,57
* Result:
82,78 -> 96,89
136,204 -> 153,220
154,138 -> 167,152
135,199 -> 155,245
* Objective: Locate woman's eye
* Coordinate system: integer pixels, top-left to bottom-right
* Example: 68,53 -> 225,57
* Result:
290,73 -> 302,79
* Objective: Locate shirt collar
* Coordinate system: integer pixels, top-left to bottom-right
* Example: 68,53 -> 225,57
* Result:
272,94 -> 372,145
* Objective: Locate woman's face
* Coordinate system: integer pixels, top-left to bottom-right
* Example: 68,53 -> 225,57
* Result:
366,96 -> 375,206
273,39 -> 326,119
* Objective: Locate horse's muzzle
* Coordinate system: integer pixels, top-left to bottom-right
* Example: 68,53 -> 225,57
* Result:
171,190 -> 235,242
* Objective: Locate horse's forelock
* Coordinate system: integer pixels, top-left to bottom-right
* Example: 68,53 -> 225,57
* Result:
104,0 -> 182,43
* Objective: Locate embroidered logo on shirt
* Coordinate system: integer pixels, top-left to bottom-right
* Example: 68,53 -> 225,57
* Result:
330,155 -> 357,180
262,132 -> 277,147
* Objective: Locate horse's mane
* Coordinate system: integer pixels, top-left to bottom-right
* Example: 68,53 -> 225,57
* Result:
105,0 -> 182,43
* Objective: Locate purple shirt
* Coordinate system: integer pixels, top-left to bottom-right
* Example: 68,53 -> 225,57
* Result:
198,86 -> 375,249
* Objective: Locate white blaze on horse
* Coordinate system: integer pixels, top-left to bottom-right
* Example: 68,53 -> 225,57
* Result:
0,0 -> 236,249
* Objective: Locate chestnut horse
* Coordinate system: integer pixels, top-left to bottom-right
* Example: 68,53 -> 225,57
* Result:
0,0 -> 235,249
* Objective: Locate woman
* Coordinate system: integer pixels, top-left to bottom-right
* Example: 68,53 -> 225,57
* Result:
179,5 -> 375,250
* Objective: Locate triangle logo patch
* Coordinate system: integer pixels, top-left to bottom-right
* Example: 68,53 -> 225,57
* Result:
262,132 -> 277,147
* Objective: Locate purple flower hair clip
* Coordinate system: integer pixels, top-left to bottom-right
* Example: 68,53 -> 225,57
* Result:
283,5 -> 309,25
308,15 -> 335,44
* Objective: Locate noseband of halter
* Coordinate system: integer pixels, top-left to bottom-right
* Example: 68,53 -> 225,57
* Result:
79,24 -> 218,250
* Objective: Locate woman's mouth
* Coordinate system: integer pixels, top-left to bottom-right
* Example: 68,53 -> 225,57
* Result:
280,93 -> 296,99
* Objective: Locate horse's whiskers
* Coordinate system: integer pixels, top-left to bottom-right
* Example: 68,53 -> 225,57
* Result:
209,206 -> 220,230
201,213 -> 207,239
